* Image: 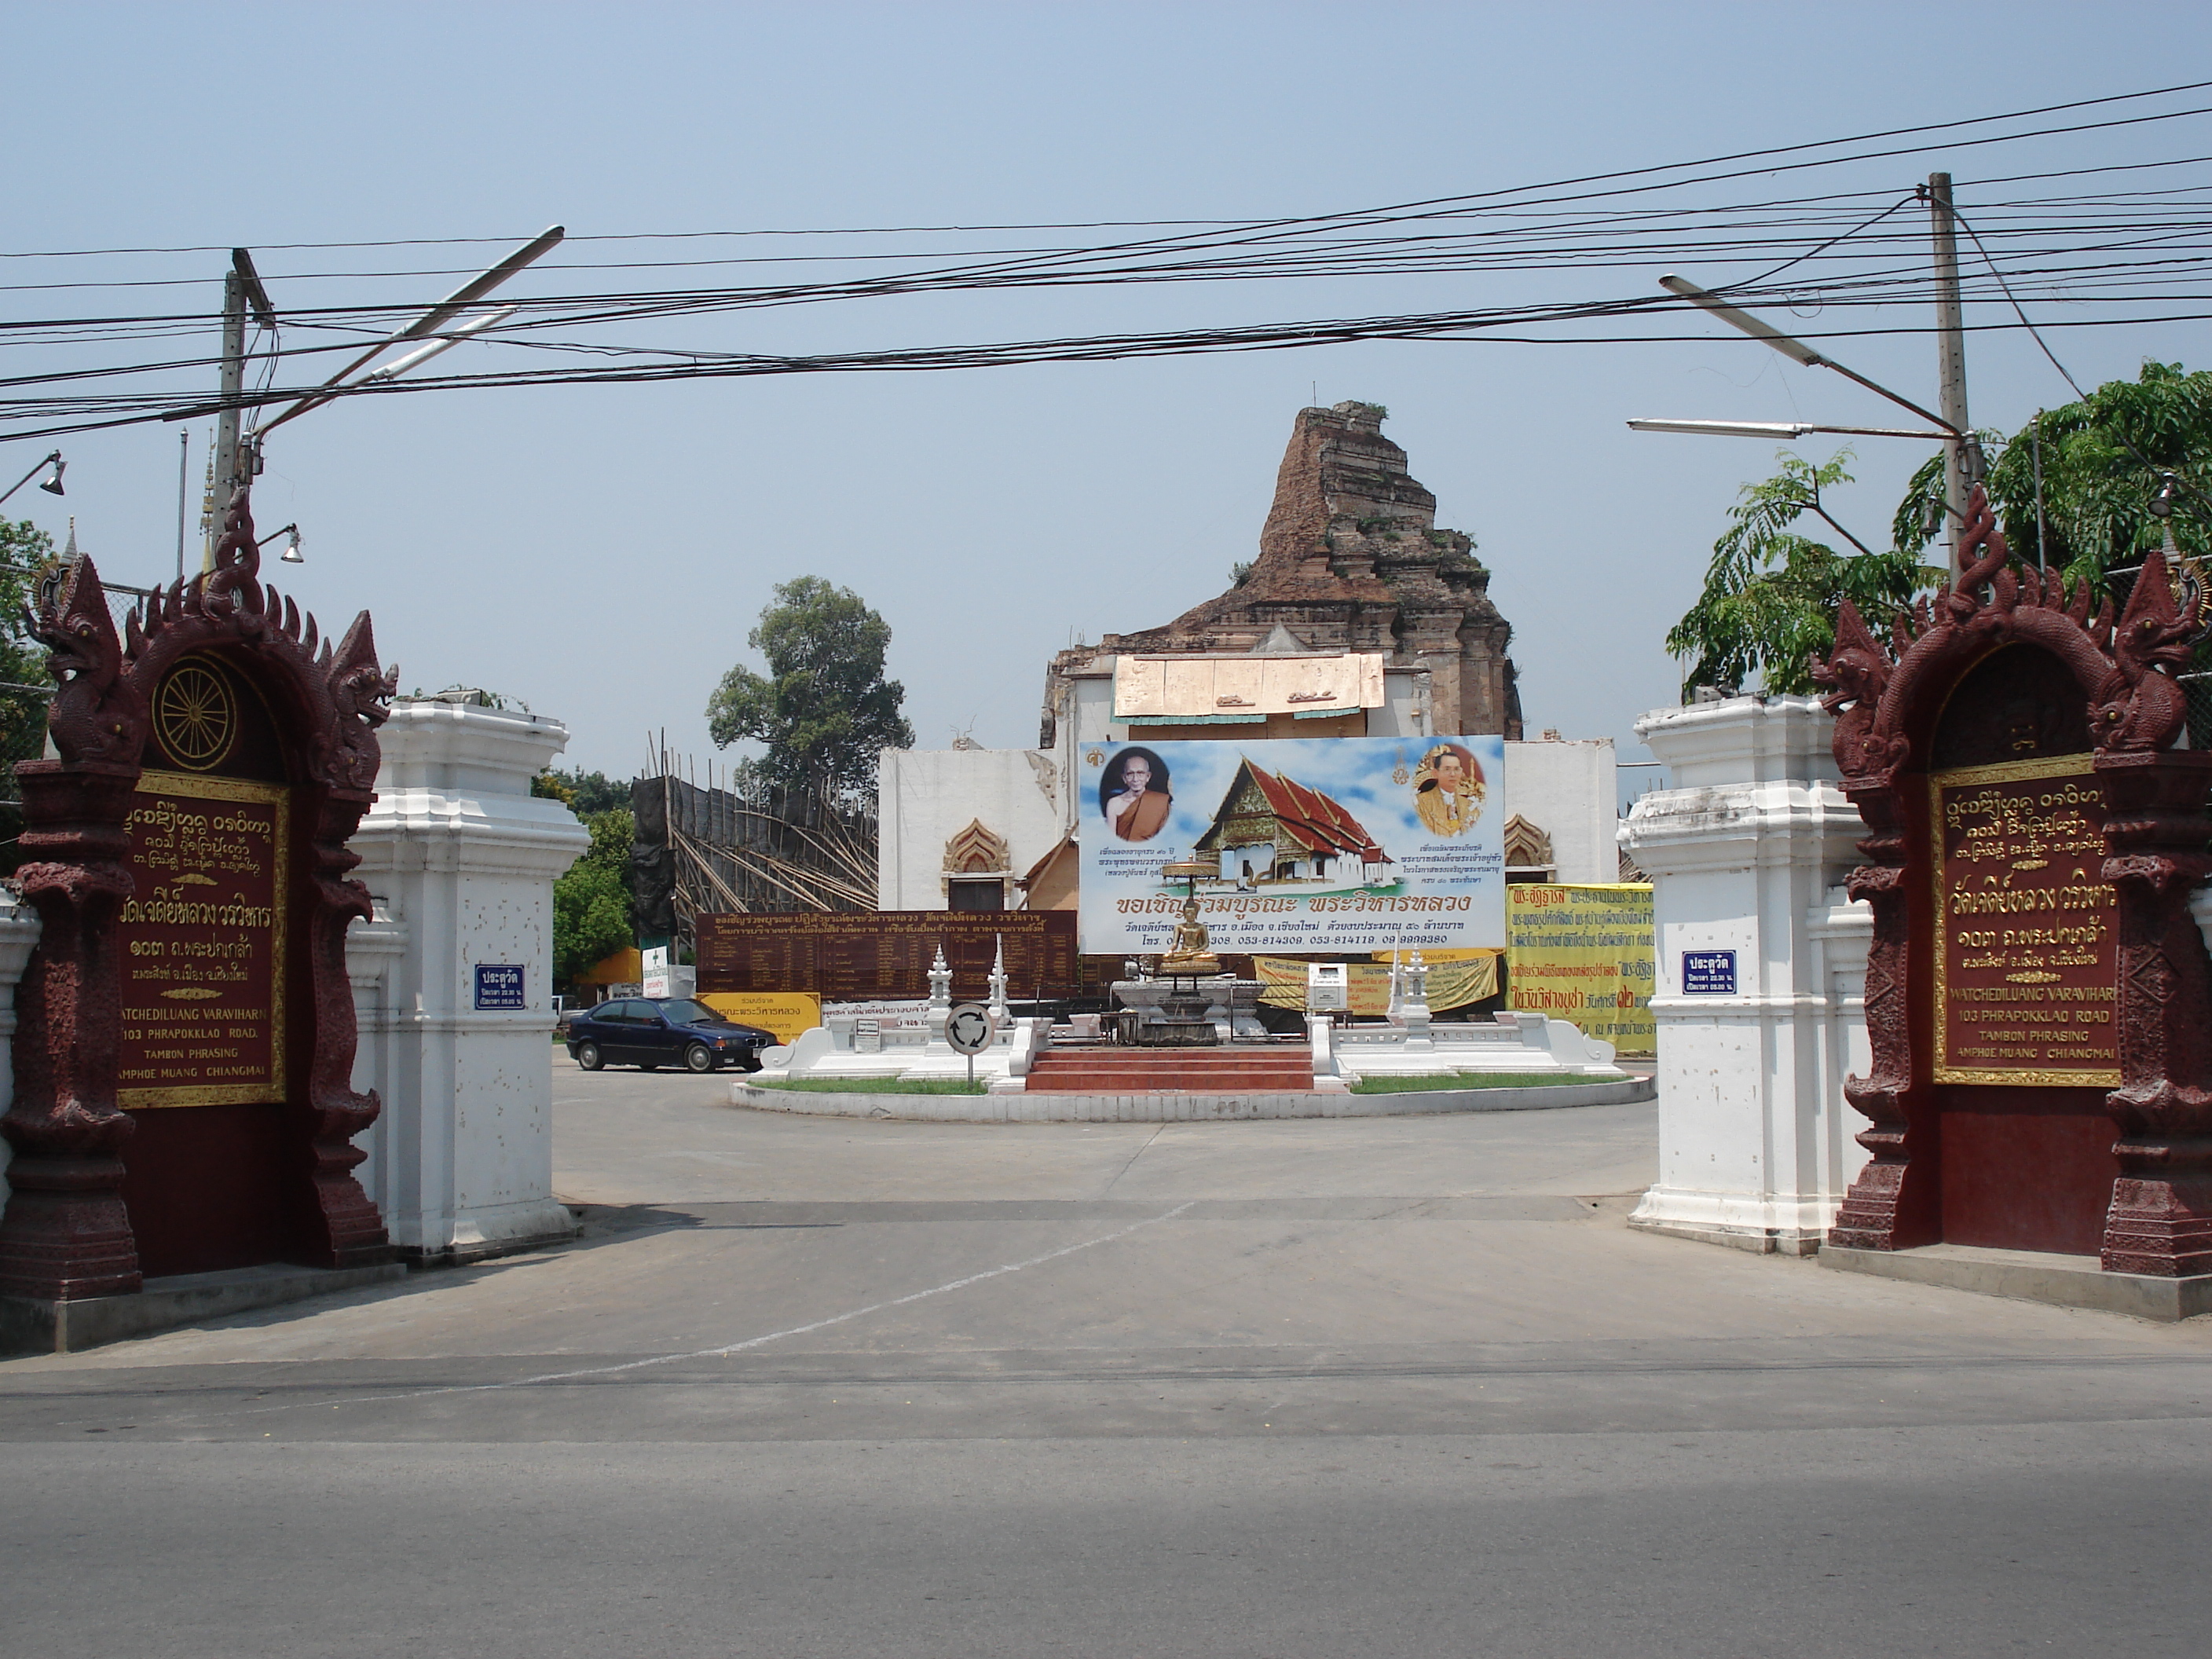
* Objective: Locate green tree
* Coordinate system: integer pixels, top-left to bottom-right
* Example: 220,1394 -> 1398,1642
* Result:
1670,363 -> 2212,701
0,518 -> 52,677
1892,361 -> 2212,590
553,808 -> 635,985
535,767 -> 630,816
706,576 -> 914,794
1665,450 -> 1936,697
0,519 -> 56,871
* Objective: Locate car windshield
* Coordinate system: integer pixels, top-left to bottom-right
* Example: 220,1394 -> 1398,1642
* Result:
657,999 -> 723,1025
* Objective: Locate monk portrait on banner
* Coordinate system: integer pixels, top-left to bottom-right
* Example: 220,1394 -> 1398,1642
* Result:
1412,742 -> 1485,837
1101,746 -> 1172,842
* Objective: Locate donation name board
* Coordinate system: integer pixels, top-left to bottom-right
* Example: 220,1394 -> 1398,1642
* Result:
116,771 -> 290,1109
1929,754 -> 2119,1086
1078,734 -> 1506,956
695,910 -> 1078,1001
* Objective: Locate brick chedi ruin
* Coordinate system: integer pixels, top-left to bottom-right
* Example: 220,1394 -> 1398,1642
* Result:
1046,401 -> 1522,741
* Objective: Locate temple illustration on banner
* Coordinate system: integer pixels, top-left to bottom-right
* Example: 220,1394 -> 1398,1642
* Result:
1192,758 -> 1394,893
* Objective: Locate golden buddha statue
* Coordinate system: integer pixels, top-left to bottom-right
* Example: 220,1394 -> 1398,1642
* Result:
1158,895 -> 1221,976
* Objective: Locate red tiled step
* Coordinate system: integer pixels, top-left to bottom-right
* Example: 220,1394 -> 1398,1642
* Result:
1024,1047 -> 1316,1093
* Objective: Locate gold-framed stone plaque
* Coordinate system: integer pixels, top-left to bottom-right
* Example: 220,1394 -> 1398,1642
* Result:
1928,752 -> 2119,1086
115,769 -> 290,1108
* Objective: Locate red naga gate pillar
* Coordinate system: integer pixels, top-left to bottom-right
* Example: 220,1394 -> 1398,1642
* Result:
0,491 -> 398,1304
1814,487 -> 2212,1287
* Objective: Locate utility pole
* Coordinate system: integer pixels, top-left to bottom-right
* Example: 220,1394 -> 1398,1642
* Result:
1927,172 -> 1978,577
205,249 -> 275,570
174,429 -> 190,584
207,266 -> 244,569
164,225 -> 559,573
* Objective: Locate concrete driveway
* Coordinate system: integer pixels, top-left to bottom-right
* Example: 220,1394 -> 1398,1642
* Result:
2,1057 -> 2207,1657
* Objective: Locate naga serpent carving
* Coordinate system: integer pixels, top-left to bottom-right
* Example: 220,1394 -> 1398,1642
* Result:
1811,483 -> 2195,784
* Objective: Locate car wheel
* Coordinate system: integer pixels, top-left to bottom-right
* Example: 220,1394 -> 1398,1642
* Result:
684,1042 -> 717,1073
575,1042 -> 604,1071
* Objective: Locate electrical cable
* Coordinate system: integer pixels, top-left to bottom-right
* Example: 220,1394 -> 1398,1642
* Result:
1951,201 -> 2212,528
5,90 -> 2210,445
8,75 -> 2208,262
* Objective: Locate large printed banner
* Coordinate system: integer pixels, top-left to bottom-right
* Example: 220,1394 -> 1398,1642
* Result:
1079,735 -> 1506,956
1505,884 -> 1656,1056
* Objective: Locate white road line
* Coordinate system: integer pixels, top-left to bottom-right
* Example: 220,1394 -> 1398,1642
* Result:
239,1201 -> 1197,1415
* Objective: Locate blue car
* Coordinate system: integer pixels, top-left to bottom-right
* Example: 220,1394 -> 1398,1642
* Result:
566,997 -> 775,1074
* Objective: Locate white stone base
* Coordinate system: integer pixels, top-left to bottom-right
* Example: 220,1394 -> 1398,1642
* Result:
1625,1185 -> 1832,1256
1332,1013 -> 1628,1079
391,1197 -> 580,1265
729,1077 -> 1651,1123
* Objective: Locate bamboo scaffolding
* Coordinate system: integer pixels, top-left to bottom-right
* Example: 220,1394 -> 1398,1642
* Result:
637,745 -> 878,957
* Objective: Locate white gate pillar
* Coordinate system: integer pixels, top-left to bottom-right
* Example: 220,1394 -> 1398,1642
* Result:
1621,696 -> 1872,1254
346,700 -> 590,1263
0,894 -> 44,1214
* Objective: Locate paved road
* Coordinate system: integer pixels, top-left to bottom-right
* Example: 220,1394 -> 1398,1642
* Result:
3,1061 -> 2208,1656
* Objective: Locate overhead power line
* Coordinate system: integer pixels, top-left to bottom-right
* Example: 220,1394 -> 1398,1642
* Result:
5,82 -> 2210,445
8,74 -> 2208,262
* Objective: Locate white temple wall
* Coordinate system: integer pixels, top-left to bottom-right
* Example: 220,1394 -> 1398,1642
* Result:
0,895 -> 41,1213
346,700 -> 588,1263
1500,737 -> 1617,884
1621,695 -> 1872,1254
877,748 -> 1068,910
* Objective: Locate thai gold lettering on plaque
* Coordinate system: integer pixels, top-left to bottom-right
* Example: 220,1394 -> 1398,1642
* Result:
1929,753 -> 2118,1086
115,770 -> 289,1108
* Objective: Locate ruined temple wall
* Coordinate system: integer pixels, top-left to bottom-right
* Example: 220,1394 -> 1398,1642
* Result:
1057,402 -> 1524,742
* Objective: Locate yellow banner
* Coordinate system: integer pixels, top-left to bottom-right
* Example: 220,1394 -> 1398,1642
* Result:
1371,947 -> 1496,964
576,946 -> 642,986
698,992 -> 822,1044
1254,954 -> 1498,1015
1505,884 -> 1654,1056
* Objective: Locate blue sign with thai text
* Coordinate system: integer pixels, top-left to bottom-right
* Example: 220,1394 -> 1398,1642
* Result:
1681,950 -> 1737,995
474,962 -> 526,1010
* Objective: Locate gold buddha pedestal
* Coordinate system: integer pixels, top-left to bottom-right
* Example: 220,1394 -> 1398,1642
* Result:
1124,857 -> 1223,1046
1156,895 -> 1222,978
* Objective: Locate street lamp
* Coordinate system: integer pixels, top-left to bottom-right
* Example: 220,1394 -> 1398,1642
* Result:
0,450 -> 65,507
1657,276 -> 1957,438
1626,418 -> 1951,441
257,523 -> 304,564
164,226 -> 565,570
357,305 -> 518,386
1631,278 -> 1955,449
1631,273 -> 1978,571
248,229 -> 562,440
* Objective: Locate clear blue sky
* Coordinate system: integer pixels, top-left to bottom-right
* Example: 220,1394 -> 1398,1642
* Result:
8,3 -> 2210,786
